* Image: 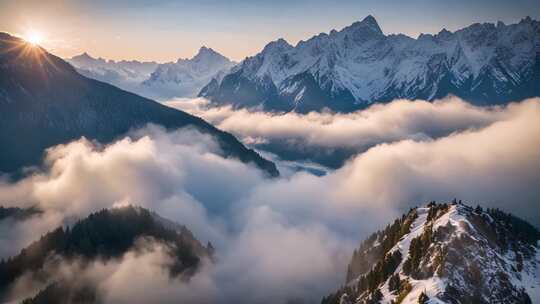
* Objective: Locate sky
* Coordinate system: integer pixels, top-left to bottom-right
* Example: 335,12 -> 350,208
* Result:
1,0 -> 539,62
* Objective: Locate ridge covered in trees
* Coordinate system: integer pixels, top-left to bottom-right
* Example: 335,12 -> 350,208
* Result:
346,208 -> 418,282
0,206 -> 210,302
322,208 -> 418,304
321,201 -> 540,304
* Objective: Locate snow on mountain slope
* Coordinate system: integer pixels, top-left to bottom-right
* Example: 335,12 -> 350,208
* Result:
68,47 -> 234,100
201,16 -> 540,113
323,202 -> 540,304
68,52 -> 158,81
142,46 -> 235,98
67,52 -> 158,95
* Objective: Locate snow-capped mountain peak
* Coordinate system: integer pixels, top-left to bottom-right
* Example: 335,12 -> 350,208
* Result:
323,202 -> 540,304
69,52 -> 107,66
67,52 -> 158,83
142,47 -> 235,98
75,52 -> 93,60
343,14 -> 384,38
67,46 -> 235,100
200,16 -> 540,113
359,14 -> 380,29
262,38 -> 294,53
189,46 -> 230,63
521,16 -> 534,24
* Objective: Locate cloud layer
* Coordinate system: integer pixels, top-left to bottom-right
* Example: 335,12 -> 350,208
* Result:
167,97 -> 513,168
1,98 -> 539,303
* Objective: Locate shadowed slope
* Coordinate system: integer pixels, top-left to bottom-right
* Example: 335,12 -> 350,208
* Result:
0,32 -> 278,177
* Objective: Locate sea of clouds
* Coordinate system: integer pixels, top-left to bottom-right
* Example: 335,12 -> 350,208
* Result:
167,96 -> 513,168
1,97 -> 539,303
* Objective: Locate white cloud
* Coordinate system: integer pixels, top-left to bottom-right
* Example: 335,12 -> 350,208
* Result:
167,96 -> 508,151
1,98 -> 539,303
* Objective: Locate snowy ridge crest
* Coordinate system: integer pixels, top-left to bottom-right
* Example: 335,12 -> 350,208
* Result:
67,47 -> 235,99
322,201 -> 540,304
140,46 -> 235,98
201,16 -> 540,113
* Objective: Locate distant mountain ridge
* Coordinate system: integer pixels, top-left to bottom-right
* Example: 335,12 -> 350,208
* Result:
67,52 -> 158,97
200,16 -> 540,113
67,46 -> 234,100
142,46 -> 235,99
68,52 -> 159,79
0,32 -> 278,177
322,202 -> 540,304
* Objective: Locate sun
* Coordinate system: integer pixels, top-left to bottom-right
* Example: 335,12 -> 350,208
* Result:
24,31 -> 44,46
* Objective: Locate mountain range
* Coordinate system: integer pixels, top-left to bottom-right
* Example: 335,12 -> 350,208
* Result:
0,32 -> 278,177
67,46 -> 234,100
323,201 -> 540,304
67,52 -> 158,96
142,46 -> 235,99
200,16 -> 540,113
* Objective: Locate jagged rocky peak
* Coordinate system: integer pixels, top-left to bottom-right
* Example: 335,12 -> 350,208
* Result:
436,28 -> 454,40
69,52 -> 108,66
200,17 -> 540,113
261,38 -> 293,54
322,201 -> 540,304
344,14 -> 384,37
521,16 -> 533,24
76,52 -> 93,59
143,45 -> 235,97
196,46 -> 219,56
360,15 -> 380,28
66,46 -> 234,99
191,46 -> 231,63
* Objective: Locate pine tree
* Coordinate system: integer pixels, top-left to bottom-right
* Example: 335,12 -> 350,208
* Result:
388,273 -> 401,293
418,291 -> 429,304
372,289 -> 383,302
475,205 -> 483,214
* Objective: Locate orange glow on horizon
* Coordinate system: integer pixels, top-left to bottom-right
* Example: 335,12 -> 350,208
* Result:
24,31 -> 44,46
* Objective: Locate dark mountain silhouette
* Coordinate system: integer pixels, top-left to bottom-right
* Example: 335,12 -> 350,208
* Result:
0,32 -> 278,177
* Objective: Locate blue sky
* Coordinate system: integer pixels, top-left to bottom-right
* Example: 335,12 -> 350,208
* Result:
1,0 -> 538,61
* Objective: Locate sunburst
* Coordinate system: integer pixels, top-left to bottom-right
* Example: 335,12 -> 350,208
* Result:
24,31 -> 44,46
